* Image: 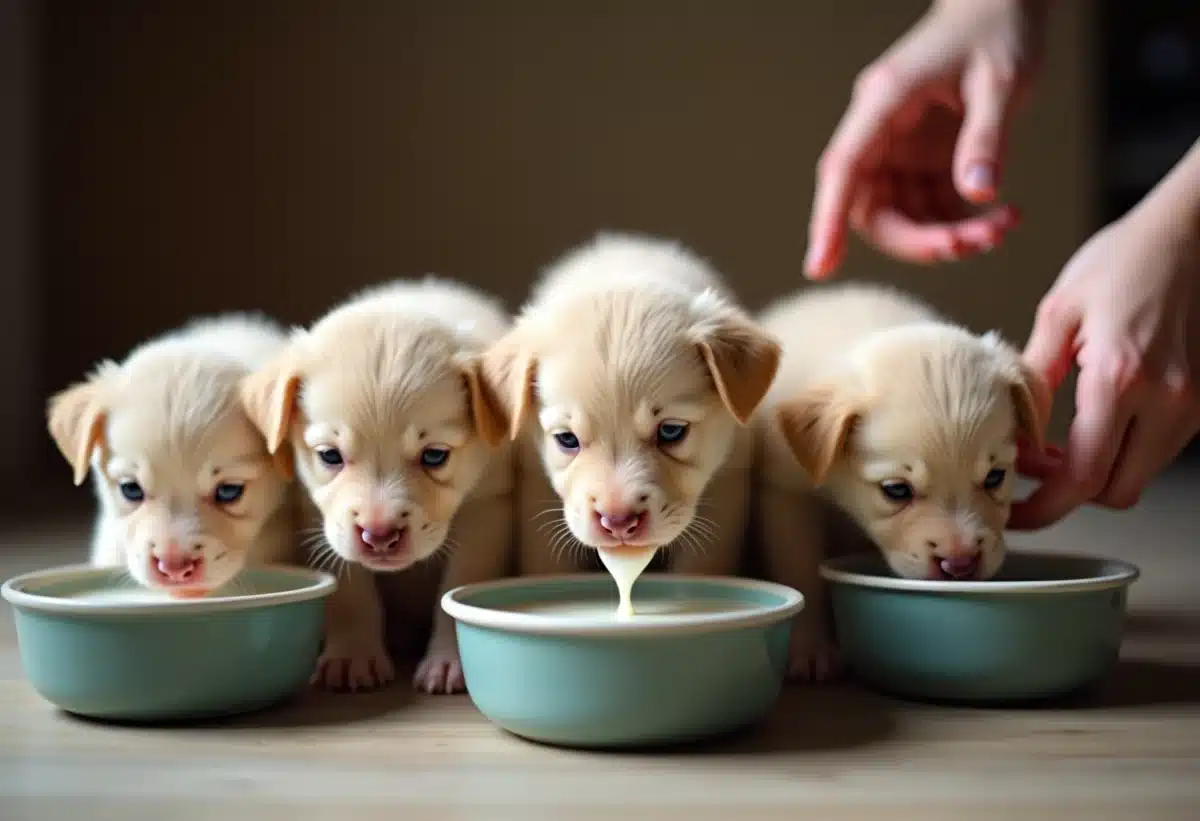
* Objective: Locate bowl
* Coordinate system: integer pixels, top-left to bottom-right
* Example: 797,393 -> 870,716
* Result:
2,563 -> 336,722
441,573 -> 804,749
820,550 -> 1140,704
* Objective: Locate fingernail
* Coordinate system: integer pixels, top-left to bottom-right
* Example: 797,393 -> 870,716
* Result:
804,241 -> 825,278
966,164 -> 993,194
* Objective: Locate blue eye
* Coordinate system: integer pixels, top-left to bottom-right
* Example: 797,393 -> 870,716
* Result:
656,421 -> 689,445
880,480 -> 914,503
119,481 -> 145,503
553,431 -> 580,452
317,447 -> 344,467
420,447 -> 450,468
983,468 -> 1007,490
213,483 -> 244,504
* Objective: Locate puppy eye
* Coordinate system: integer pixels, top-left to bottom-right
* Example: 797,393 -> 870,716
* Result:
118,481 -> 145,503
880,480 -> 914,503
316,447 -> 344,468
213,482 -> 245,505
420,447 -> 450,469
656,420 -> 689,446
553,431 -> 580,453
982,468 -> 1007,490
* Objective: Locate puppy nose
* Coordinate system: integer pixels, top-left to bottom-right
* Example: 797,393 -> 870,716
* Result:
156,553 -> 199,582
357,524 -> 405,555
596,509 -> 641,539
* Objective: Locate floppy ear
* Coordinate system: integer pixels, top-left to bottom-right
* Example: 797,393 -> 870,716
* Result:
775,380 -> 860,486
458,354 -> 509,447
480,330 -> 537,441
47,379 -> 109,486
696,315 -> 782,425
1008,359 -> 1052,452
239,352 -> 302,462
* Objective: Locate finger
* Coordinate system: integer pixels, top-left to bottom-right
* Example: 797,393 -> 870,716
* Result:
805,75 -> 906,279
954,56 -> 1018,203
858,206 -> 1019,263
1023,296 -> 1081,393
1016,443 -> 1063,480
1098,379 -> 1200,508
1008,368 -> 1134,529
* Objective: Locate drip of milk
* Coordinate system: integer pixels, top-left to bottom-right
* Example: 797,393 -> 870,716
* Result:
596,546 -> 658,619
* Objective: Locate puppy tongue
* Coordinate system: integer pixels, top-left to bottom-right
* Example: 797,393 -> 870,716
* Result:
940,556 -> 978,579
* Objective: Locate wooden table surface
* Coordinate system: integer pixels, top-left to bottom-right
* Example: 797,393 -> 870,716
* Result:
2,473 -> 1199,821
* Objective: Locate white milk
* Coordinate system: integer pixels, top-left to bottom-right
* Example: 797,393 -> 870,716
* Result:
596,546 -> 659,619
68,587 -> 180,605
507,597 -> 756,622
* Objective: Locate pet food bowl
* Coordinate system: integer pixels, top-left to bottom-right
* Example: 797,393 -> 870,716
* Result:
820,550 -> 1140,704
442,574 -> 804,748
2,564 -> 336,722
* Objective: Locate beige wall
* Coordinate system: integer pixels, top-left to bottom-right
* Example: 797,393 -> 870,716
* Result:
30,0 -> 1094,489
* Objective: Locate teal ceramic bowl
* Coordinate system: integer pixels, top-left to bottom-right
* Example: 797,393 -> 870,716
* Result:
442,574 -> 804,749
2,564 -> 336,722
820,550 -> 1140,704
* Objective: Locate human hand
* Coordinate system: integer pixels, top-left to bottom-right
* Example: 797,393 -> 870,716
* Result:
805,0 -> 1049,279
1009,180 -> 1200,529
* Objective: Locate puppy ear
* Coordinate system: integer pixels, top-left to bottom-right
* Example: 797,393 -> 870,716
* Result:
982,331 -> 1052,451
695,312 -> 782,425
480,330 -> 537,441
775,381 -> 859,485
1009,360 -> 1052,452
47,377 -> 109,486
458,354 -> 509,447
239,352 -> 302,457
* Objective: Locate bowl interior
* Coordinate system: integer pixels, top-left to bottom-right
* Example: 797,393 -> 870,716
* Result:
821,549 -> 1139,592
445,574 -> 804,637
3,564 -> 335,616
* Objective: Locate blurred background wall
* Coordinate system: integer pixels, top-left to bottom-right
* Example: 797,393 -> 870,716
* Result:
5,0 -> 1193,510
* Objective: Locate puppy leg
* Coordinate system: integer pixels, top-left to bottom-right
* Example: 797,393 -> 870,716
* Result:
313,563 -> 395,691
759,484 -> 841,682
668,465 -> 748,577
415,493 -> 514,695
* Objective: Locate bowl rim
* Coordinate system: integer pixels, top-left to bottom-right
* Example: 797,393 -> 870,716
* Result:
1,563 -> 338,616
819,550 -> 1140,594
441,573 -> 804,638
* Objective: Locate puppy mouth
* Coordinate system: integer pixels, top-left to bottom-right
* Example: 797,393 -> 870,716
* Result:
930,554 -> 983,581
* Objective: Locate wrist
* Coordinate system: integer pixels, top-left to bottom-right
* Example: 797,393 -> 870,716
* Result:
1136,139 -> 1200,243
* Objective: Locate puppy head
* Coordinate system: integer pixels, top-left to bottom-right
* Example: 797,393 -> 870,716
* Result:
485,285 -> 780,552
240,307 -> 506,573
47,350 -> 291,594
777,325 -> 1049,581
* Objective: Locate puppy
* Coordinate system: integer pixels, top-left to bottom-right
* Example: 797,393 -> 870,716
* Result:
47,315 -> 297,596
240,278 -> 512,694
483,233 -> 780,578
755,283 -> 1050,680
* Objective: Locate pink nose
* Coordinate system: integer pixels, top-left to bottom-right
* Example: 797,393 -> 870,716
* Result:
597,510 -> 641,539
357,525 -> 405,555
156,554 -> 199,582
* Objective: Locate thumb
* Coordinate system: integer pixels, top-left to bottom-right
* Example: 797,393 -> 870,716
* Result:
1023,298 -> 1080,395
954,57 -> 1018,204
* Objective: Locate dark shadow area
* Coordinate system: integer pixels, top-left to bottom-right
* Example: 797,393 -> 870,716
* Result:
1123,609 -> 1200,639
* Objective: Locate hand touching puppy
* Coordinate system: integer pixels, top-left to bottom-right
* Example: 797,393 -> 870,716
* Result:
241,278 -> 513,694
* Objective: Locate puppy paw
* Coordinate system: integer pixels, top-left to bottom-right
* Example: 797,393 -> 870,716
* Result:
413,647 -> 466,695
312,640 -> 395,692
787,628 -> 842,683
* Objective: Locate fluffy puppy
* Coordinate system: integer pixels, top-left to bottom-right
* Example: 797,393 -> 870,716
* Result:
47,315 -> 297,596
755,283 -> 1050,680
240,278 -> 512,694
484,233 -> 780,577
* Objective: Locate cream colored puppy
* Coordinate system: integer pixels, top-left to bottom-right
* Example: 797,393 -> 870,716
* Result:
484,233 -> 780,577
756,283 -> 1050,681
47,315 -> 297,597
241,278 -> 511,694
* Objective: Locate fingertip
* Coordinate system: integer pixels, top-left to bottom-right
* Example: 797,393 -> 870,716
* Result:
958,163 -> 997,204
